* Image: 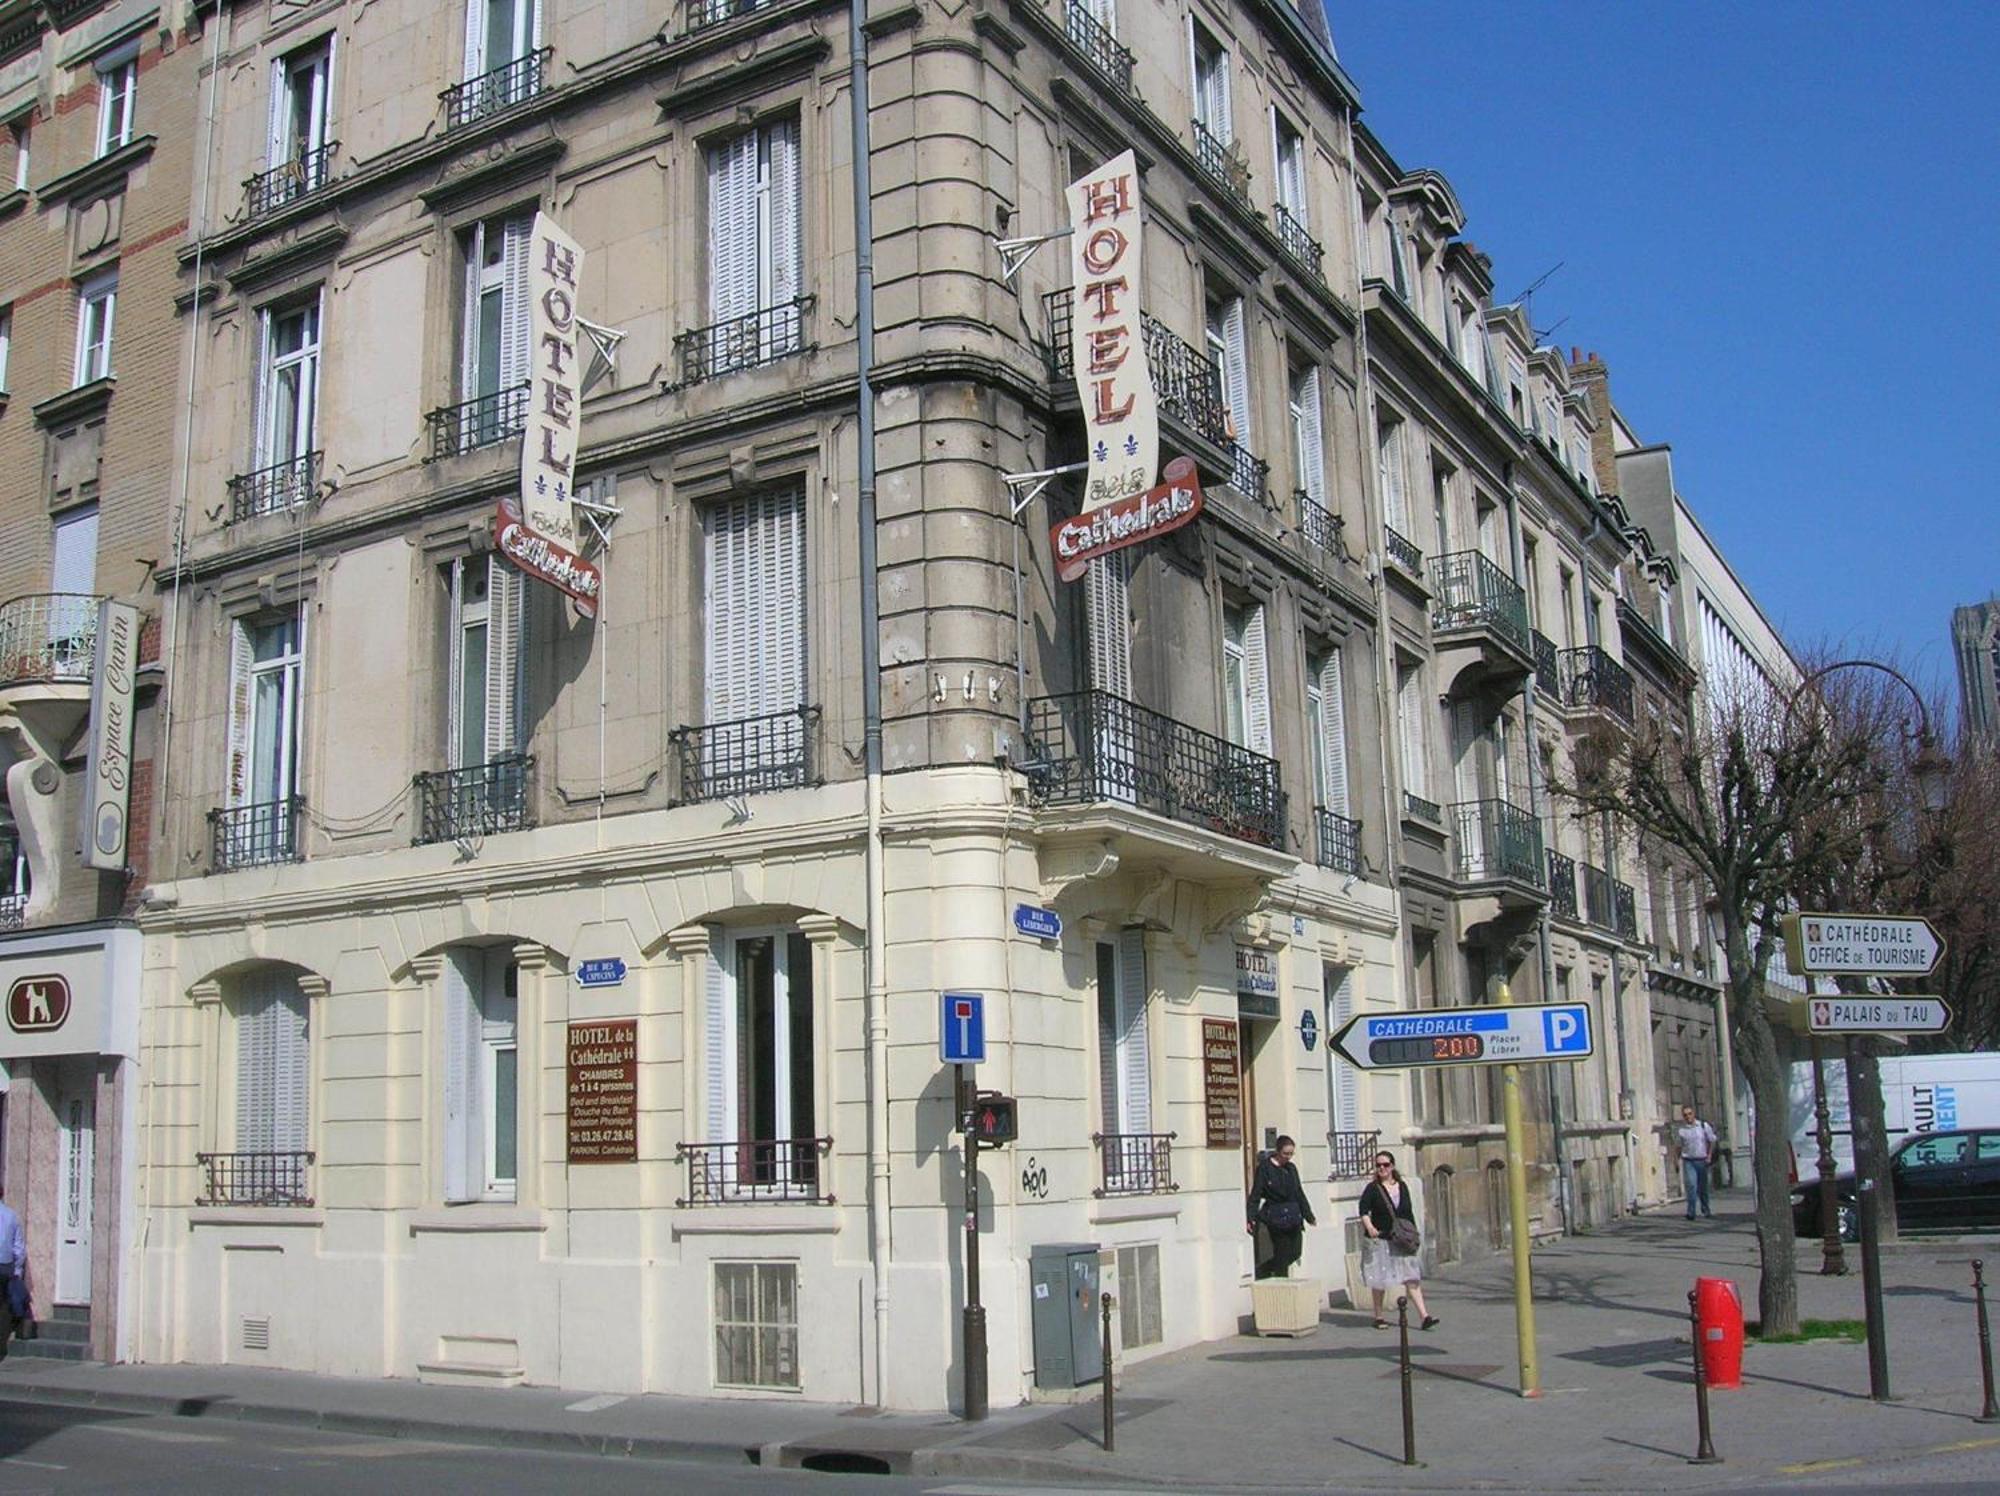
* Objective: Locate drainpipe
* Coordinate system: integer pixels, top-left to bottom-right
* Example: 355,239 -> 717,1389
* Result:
1504,473 -> 1570,1234
849,0 -> 891,1409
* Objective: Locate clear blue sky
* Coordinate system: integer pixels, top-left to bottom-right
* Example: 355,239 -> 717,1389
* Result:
1328,2 -> 2000,694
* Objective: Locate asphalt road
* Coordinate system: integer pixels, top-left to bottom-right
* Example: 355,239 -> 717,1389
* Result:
0,1398 -> 1994,1495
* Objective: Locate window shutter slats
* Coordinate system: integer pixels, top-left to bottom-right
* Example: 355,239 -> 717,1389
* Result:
765,118 -> 802,311
1329,968 -> 1360,1133
708,130 -> 759,323
1086,552 -> 1132,699
1116,928 -> 1150,1133
1221,296 -> 1250,447
499,215 -> 533,391
706,939 -> 729,1140
1378,422 -> 1408,532
225,619 -> 254,808
442,950 -> 477,1202
1242,605 -> 1270,757
484,555 -> 524,759
1320,649 -> 1350,817
267,57 -> 289,167
461,220 -> 484,401
462,0 -> 486,81
1299,368 -> 1325,505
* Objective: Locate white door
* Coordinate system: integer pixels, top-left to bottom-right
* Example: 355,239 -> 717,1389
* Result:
55,1075 -> 95,1304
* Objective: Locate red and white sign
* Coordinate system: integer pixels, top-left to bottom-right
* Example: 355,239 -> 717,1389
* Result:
495,491 -> 601,618
7,974 -> 71,1034
1066,149 -> 1157,512
1052,457 -> 1203,582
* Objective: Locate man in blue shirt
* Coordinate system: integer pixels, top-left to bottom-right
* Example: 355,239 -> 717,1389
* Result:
0,1184 -> 27,1329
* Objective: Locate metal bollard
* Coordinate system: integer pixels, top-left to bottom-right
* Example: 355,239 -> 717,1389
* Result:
1101,1292 -> 1116,1452
1975,1261 -> 1999,1424
1688,1289 -> 1721,1464
1398,1294 -> 1421,1467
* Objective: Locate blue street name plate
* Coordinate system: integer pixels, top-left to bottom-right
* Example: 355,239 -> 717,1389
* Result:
1013,904 -> 1063,941
577,958 -> 628,988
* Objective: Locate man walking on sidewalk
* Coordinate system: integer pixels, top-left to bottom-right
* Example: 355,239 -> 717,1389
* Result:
1672,1105 -> 1718,1220
0,1185 -> 27,1355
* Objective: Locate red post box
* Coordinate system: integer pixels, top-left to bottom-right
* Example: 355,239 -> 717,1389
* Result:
1694,1276 -> 1744,1389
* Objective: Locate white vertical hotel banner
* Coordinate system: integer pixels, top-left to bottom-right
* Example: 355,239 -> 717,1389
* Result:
1066,150 -> 1158,512
82,600 -> 140,871
503,211 -> 603,618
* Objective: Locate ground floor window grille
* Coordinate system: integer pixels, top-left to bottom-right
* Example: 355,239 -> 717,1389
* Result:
714,1261 -> 799,1390
1117,1243 -> 1162,1350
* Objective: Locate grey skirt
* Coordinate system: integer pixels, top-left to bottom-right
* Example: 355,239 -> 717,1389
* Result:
1360,1235 -> 1423,1290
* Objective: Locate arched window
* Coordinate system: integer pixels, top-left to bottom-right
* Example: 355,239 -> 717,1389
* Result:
441,946 -> 518,1203
1428,1165 -> 1458,1264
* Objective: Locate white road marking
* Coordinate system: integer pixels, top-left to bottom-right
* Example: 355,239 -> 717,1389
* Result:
1,1458 -> 66,1470
88,1425 -> 225,1444
564,1393 -> 629,1413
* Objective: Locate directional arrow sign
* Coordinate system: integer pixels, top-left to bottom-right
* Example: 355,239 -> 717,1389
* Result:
1783,912 -> 1943,977
1329,1003 -> 1594,1071
1805,995 -> 1952,1035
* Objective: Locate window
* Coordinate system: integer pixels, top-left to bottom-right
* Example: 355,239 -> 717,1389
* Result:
227,611 -> 305,818
447,555 -> 525,768
1325,964 -> 1359,1135
1204,291 -> 1250,448
1116,1243 -> 1163,1350
1273,112 -> 1307,222
1458,303 -> 1485,385
8,117 -> 25,192
1189,22 -> 1231,140
1557,566 -> 1577,648
1387,220 -> 1410,299
464,0 -> 540,81
1521,536 -> 1539,626
1096,930 -> 1150,1137
1376,418 -> 1409,532
1220,602 -> 1269,755
1396,661 -> 1429,803
0,305 -> 11,394
705,116 -> 802,358
235,970 -> 310,1155
705,930 -> 818,1194
95,52 -> 136,156
1289,363 -> 1324,507
74,273 -> 116,385
1308,650 -> 1348,815
1540,397 -> 1560,445
714,1261 -> 798,1390
461,213 -> 532,408
1430,457 -> 1451,554
270,40 -> 333,177
1899,1134 -> 1968,1169
257,297 -> 321,470
700,489 -> 808,793
442,946 -> 518,1202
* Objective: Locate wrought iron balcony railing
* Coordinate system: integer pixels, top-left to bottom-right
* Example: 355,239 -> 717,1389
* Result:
673,297 -> 811,388
671,705 -> 820,806
196,1150 -> 314,1207
228,451 -> 320,524
414,755 -> 533,845
1296,491 -> 1342,554
1093,1131 -> 1177,1198
1273,203 -> 1325,284
1582,861 -> 1614,928
675,1137 -> 833,1206
1063,1 -> 1136,96
1562,645 -> 1635,725
1614,878 -> 1639,941
1532,629 -> 1561,700
1190,118 -> 1251,209
1450,798 -> 1544,887
426,384 -> 529,460
1227,440 -> 1269,504
1024,689 -> 1286,850
209,796 -> 304,872
0,893 -> 23,931
1383,526 -> 1423,575
1403,790 -> 1441,825
0,593 -> 99,688
1547,849 -> 1579,920
1315,807 -> 1361,875
1432,549 -> 1530,654
243,141 -> 337,220
686,0 -> 768,31
1326,1129 -> 1381,1181
441,47 -> 551,131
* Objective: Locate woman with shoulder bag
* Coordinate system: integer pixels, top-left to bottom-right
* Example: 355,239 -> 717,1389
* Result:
1358,1150 -> 1437,1330
1245,1135 -> 1316,1279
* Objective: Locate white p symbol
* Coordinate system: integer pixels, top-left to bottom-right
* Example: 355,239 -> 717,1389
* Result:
1548,1012 -> 1580,1051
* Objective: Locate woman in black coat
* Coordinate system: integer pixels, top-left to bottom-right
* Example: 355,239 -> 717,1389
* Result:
1358,1149 -> 1436,1329
1245,1135 -> 1316,1279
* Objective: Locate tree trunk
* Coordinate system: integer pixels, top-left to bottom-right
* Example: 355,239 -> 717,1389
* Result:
1723,913 -> 1800,1337
1842,1037 -> 1899,1244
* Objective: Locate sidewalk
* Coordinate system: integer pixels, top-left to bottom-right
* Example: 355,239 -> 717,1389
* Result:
1,1195 -> 1995,1489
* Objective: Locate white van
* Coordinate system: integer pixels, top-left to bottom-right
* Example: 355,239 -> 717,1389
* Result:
1787,1051 -> 2000,1173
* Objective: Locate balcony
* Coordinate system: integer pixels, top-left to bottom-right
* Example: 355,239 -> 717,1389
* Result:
1532,629 -> 1561,701
1190,118 -> 1252,211
1045,290 -> 1268,499
1273,203 -> 1325,285
441,48 -> 552,132
1383,526 -> 1423,575
1614,879 -> 1638,941
0,893 -> 22,931
243,141 -> 337,220
1093,1131 -> 1177,1198
1449,798 -> 1544,888
414,756 -> 534,845
1025,689 -> 1286,851
227,452 -> 320,525
209,797 -> 304,872
1296,491 -> 1342,556
1582,862 -> 1637,938
1315,807 -> 1361,875
1062,1 -> 1136,97
1562,645 -> 1635,726
687,0 -> 769,31
1326,1129 -> 1381,1181
671,706 -> 820,806
1403,790 -> 1441,825
426,384 -> 528,460
1431,550 -> 1532,689
0,594 -> 98,689
1547,849 -> 1579,921
672,297 -> 811,389
675,1137 -> 833,1206
196,1150 -> 314,1207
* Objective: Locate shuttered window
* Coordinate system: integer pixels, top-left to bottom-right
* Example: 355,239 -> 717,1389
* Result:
1289,365 -> 1324,506
707,117 -> 802,328
51,505 -> 98,596
1273,112 -> 1307,220
270,40 -> 332,168
1326,965 -> 1359,1134
74,273 -> 116,386
228,612 -> 304,808
1396,662 -> 1428,804
1189,22 -> 1231,140
236,970 -> 309,1153
1086,552 -> 1132,699
1376,419 -> 1408,532
1206,294 -> 1251,449
463,0 -> 538,80
462,215 -> 533,401
1222,604 -> 1269,756
442,947 -> 517,1203
1309,650 -> 1349,816
1096,931 -> 1150,1135
703,489 -> 806,726
255,297 -> 321,470
447,556 -> 525,767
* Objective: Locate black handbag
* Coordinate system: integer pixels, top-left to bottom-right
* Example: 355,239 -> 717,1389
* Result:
1264,1200 -> 1304,1233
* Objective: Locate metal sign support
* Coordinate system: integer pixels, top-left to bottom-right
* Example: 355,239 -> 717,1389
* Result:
994,227 -> 1073,284
576,317 -> 629,396
1001,462 -> 1087,519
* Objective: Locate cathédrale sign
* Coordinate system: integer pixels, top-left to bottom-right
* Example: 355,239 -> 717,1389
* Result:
1051,457 -> 1203,582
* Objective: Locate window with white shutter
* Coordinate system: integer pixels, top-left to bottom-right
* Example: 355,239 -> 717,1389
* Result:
704,116 -> 803,373
74,273 -> 116,386
1095,931 -> 1150,1138
1376,418 -> 1408,533
1396,662 -> 1428,806
446,556 -> 525,769
698,489 -> 808,797
236,969 -> 309,1154
1289,364 -> 1324,507
232,613 -> 304,809
442,946 -> 517,1203
1189,22 -> 1231,141
462,214 -> 533,404
1309,650 -> 1349,816
463,0 -> 539,81
705,928 -> 818,1199
1205,293 -> 1251,450
1325,965 -> 1359,1135
1222,603 -> 1269,756
270,40 -> 333,173
1273,112 -> 1307,222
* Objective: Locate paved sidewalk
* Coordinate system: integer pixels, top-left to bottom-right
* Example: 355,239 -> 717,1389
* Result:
1,1195 -> 1996,1489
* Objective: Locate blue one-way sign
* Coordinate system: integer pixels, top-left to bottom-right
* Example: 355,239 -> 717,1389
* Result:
941,991 -> 986,1064
1329,1002 -> 1594,1071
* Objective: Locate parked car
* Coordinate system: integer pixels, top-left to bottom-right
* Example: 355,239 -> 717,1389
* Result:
1791,1128 -> 2000,1239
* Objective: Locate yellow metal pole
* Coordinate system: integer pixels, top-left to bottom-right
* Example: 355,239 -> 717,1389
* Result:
1497,979 -> 1541,1397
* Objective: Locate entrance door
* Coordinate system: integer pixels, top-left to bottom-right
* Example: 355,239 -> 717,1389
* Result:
55,1073 -> 95,1304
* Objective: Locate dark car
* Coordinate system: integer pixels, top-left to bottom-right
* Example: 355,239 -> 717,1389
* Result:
1791,1127 -> 2000,1240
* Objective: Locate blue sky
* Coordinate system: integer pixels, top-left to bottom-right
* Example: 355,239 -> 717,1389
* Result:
1327,3 -> 2000,695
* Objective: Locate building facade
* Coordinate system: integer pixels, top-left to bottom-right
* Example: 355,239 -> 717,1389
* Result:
1952,598 -> 1999,740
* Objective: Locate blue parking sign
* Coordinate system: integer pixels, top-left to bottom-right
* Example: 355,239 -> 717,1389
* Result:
1542,1005 -> 1591,1055
941,991 -> 986,1064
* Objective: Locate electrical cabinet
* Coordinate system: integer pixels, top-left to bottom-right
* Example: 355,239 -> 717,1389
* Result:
1028,1242 -> 1101,1388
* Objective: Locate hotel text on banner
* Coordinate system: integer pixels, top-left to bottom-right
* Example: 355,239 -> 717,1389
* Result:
1066,149 -> 1158,512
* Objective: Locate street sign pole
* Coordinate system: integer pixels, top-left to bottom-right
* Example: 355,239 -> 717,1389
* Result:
1849,1033 -> 1891,1402
1497,980 -> 1541,1398
959,1061 -> 987,1421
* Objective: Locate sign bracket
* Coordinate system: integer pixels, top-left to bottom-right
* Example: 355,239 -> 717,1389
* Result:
994,227 -> 1073,283
1001,462 -> 1086,519
573,489 -> 624,553
576,317 -> 628,396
